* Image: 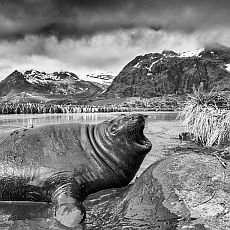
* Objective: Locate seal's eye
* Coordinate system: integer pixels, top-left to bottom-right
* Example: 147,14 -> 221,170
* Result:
123,117 -> 129,121
111,124 -> 118,133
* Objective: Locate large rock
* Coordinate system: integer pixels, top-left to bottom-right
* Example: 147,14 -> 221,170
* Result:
85,152 -> 230,230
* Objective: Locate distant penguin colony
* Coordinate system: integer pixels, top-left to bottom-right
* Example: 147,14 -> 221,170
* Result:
0,103 -> 131,114
0,101 -> 179,114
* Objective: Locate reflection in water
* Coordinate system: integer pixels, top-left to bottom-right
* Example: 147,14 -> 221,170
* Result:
0,112 -> 178,131
0,113 -> 116,130
0,112 -> 178,230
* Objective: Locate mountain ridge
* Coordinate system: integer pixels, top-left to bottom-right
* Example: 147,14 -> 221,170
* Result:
103,45 -> 230,98
1,45 -> 230,103
0,70 -> 103,103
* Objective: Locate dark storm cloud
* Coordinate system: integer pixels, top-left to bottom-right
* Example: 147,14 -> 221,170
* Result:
1,0 -> 230,80
0,0 -> 128,39
0,0 -> 230,40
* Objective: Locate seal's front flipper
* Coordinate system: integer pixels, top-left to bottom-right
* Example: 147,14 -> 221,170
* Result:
53,192 -> 86,228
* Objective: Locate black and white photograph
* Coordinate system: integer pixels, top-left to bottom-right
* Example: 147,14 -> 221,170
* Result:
0,0 -> 230,229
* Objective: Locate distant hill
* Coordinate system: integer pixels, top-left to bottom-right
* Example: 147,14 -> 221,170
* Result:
103,44 -> 230,98
0,70 -> 102,103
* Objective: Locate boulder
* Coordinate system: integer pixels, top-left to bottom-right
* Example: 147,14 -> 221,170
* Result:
85,152 -> 230,230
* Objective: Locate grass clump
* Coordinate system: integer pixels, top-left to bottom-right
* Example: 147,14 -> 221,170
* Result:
179,86 -> 230,147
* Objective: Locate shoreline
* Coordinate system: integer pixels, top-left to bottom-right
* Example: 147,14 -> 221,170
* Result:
0,110 -> 179,119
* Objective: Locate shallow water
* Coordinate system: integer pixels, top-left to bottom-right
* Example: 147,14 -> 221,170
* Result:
0,112 -> 179,230
0,111 -> 177,130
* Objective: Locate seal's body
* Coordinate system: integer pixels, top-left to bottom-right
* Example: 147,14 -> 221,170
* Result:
0,114 -> 152,227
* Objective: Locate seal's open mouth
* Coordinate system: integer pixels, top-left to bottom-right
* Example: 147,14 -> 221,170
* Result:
134,125 -> 149,146
126,114 -> 151,149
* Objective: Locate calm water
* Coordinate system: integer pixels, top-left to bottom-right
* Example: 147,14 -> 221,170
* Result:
0,112 -> 178,130
0,112 -> 178,230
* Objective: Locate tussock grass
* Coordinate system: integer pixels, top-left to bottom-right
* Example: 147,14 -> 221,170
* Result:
179,87 -> 230,147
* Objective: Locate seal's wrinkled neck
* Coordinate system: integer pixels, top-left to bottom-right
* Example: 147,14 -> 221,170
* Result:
85,123 -> 128,181
80,115 -> 152,192
91,120 -> 148,180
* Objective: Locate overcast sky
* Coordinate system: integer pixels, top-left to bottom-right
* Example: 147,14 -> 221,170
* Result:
0,0 -> 230,79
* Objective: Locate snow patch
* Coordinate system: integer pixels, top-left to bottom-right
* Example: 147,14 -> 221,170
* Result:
23,70 -> 77,84
135,59 -> 160,72
133,62 -> 140,68
225,64 -> 230,72
79,72 -> 114,85
179,49 -> 204,57
149,60 -> 160,70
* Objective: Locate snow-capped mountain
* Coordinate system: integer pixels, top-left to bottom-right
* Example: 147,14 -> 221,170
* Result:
103,45 -> 230,98
0,70 -> 102,103
23,70 -> 79,85
23,70 -> 115,86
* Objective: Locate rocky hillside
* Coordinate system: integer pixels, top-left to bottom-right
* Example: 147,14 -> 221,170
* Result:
104,45 -> 230,98
0,70 -> 102,103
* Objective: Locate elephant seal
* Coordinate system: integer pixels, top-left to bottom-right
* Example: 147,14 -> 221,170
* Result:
0,113 -> 152,228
